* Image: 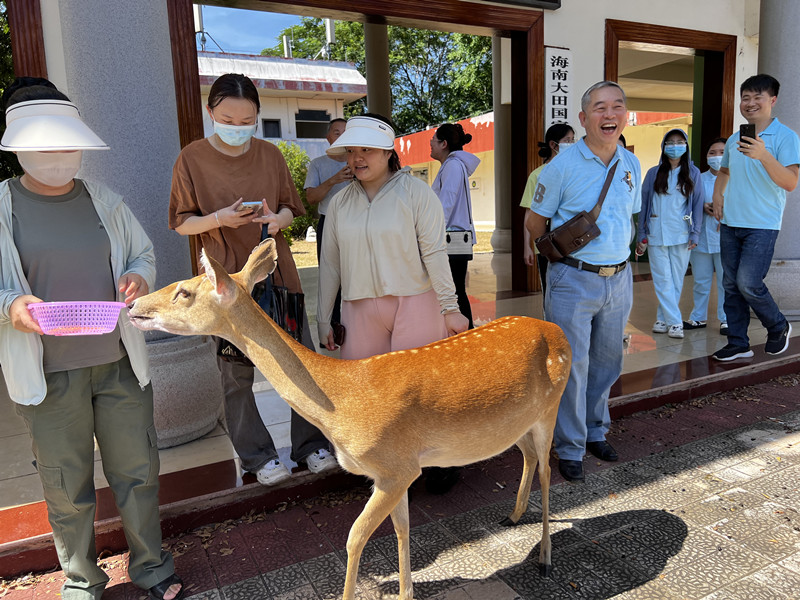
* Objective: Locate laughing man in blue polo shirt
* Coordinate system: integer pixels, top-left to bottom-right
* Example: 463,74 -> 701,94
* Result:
711,74 -> 800,361
529,81 -> 641,482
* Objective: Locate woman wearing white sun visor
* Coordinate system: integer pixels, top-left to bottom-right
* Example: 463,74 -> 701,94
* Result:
0,77 -> 183,600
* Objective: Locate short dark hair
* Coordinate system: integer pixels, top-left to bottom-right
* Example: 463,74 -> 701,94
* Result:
741,74 -> 780,97
2,77 -> 69,111
434,123 -> 472,153
538,123 -> 575,159
1,78 -> 70,129
363,112 -> 401,172
208,73 -> 260,112
328,118 -> 347,131
707,137 -> 727,149
618,133 -> 627,149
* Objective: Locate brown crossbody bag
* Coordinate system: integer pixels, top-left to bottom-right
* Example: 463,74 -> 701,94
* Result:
535,160 -> 619,263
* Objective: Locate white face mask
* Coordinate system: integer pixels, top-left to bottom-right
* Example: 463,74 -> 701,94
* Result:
212,119 -> 257,147
707,156 -> 723,171
17,151 -> 83,187
558,142 -> 575,153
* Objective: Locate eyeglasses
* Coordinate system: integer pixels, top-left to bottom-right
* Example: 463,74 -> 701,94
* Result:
664,141 -> 687,147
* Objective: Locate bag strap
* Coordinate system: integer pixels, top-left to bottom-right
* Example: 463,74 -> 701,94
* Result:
588,159 -> 620,222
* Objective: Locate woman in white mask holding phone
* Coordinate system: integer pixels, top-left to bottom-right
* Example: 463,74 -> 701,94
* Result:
636,128 -> 705,340
169,73 -> 335,487
0,77 -> 183,600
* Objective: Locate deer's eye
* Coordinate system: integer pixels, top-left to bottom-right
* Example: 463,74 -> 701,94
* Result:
172,287 -> 191,303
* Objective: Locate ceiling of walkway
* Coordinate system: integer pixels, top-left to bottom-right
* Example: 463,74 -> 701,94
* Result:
618,41 -> 694,113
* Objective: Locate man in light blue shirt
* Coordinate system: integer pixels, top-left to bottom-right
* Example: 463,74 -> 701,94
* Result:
711,74 -> 800,361
529,81 -> 641,482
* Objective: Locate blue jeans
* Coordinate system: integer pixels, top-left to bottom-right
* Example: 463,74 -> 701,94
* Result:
689,250 -> 726,323
719,225 -> 786,347
545,261 -> 633,461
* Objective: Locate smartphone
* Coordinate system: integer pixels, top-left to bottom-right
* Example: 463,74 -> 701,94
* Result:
739,123 -> 756,141
237,201 -> 262,214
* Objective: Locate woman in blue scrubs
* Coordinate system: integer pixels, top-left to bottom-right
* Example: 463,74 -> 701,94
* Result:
636,129 -> 704,339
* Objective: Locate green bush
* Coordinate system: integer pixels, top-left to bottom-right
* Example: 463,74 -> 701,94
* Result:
275,140 -> 315,245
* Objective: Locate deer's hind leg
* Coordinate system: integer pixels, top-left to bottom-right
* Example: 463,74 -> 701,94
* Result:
501,428 -> 539,527
515,422 -> 555,575
390,491 -> 413,600
343,472 -> 418,600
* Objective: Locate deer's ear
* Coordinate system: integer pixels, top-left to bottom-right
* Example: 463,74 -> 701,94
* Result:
239,238 -> 278,293
200,249 -> 238,301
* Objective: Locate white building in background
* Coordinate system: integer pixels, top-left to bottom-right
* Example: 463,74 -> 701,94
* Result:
197,51 -> 366,159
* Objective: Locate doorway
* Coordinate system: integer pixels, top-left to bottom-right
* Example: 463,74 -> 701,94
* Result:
605,19 -> 737,169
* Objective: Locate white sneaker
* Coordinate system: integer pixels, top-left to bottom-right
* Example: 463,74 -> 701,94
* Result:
305,448 -> 338,474
652,320 -> 668,334
667,324 -> 684,339
254,459 -> 291,486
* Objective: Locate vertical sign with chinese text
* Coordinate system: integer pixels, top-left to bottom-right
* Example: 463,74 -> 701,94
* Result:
545,47 -> 573,129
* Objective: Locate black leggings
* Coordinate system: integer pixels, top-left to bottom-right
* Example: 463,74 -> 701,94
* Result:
448,254 -> 473,329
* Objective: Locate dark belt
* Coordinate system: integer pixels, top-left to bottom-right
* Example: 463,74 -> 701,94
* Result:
560,256 -> 627,276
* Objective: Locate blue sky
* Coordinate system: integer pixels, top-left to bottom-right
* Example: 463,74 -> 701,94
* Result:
196,5 -> 303,55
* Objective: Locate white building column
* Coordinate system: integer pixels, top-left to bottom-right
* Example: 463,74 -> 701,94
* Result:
41,0 -> 223,447
759,0 -> 800,318
491,36 -> 512,253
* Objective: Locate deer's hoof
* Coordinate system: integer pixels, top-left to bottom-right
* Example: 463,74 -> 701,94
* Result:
499,517 -> 516,527
539,562 -> 552,577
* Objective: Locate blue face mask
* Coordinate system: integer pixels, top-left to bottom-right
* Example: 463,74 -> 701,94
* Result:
213,120 -> 257,147
664,144 -> 687,159
707,156 -> 723,171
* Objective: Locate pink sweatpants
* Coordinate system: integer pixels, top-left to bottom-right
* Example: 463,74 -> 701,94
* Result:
340,289 -> 448,360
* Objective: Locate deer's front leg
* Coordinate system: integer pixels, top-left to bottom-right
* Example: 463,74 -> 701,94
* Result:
343,475 -> 417,600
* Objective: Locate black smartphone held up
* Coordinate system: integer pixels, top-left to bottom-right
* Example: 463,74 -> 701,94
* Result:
739,123 -> 756,141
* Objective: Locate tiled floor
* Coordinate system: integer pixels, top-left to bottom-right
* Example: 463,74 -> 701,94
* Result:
4,372 -> 799,599
1,251 -> 798,552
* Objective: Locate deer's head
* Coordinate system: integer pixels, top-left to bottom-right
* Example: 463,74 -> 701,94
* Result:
128,238 -> 277,337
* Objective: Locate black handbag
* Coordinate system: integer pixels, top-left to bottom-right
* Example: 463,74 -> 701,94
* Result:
217,228 -> 305,365
535,160 -> 619,263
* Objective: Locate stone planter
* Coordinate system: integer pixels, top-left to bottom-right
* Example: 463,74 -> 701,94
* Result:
147,334 -> 224,449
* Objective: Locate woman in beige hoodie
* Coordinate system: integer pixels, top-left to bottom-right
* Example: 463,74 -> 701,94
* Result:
317,114 -> 469,358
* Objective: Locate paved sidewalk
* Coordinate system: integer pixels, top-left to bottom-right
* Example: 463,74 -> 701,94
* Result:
2,374 -> 800,599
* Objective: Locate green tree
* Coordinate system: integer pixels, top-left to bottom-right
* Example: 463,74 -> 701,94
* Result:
263,18 -> 492,134
275,140 -> 313,242
0,3 -> 22,180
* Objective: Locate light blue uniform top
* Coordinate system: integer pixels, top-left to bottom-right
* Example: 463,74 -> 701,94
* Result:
533,139 -> 641,265
647,169 -> 692,246
720,117 -> 800,230
304,154 -> 351,215
696,170 -> 720,254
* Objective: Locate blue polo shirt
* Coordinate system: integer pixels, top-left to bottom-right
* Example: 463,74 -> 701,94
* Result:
532,139 -> 641,265
721,117 -> 800,230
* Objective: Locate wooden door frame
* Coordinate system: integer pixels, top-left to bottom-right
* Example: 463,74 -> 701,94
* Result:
604,19 -> 737,137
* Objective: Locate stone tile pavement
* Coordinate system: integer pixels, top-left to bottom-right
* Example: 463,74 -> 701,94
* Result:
2,375 -> 800,600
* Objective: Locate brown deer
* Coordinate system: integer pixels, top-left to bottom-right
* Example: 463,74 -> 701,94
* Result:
128,239 -> 571,600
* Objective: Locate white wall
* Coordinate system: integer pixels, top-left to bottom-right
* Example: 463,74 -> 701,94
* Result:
542,0 -> 759,137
